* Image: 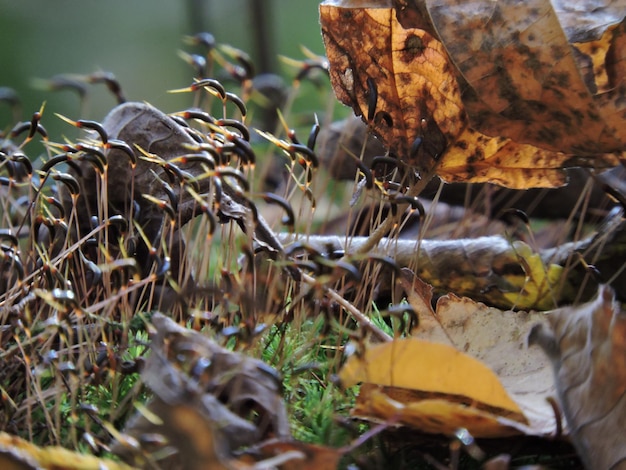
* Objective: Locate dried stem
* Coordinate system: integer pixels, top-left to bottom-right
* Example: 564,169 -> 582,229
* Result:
300,271 -> 392,342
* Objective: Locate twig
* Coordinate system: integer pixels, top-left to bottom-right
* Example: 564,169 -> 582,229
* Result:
300,271 -> 392,342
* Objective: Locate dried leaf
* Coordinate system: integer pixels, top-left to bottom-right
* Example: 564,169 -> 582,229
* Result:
240,440 -> 343,470
0,431 -> 133,470
529,285 -> 626,469
339,270 -> 561,437
422,0 -> 625,155
320,2 -> 468,177
320,1 -> 625,188
339,338 -> 529,437
116,313 -> 290,469
411,291 -> 557,436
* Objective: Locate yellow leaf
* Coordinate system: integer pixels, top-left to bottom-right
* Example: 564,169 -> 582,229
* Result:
438,128 -> 569,188
0,432 -> 134,470
339,338 -> 526,423
502,241 -> 563,310
355,385 -> 524,437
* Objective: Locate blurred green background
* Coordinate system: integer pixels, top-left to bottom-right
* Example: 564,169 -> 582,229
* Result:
0,0 -> 326,151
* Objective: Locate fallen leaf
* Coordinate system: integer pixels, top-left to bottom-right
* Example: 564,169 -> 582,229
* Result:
436,129 -> 572,188
115,313 -> 290,469
339,270 -> 561,437
355,384 -> 522,437
414,292 -> 557,436
339,337 -> 530,437
529,285 -> 626,469
240,439 -> 343,470
422,0 -> 626,155
320,2 -> 468,178
320,1 -> 625,188
0,431 -> 133,470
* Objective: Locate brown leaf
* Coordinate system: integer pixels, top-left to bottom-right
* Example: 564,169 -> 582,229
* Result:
116,313 -> 290,469
240,440 -> 343,470
320,1 -> 625,188
320,2 -> 468,177
403,270 -> 558,436
422,0 -> 625,156
436,128 -> 571,188
529,285 -> 626,469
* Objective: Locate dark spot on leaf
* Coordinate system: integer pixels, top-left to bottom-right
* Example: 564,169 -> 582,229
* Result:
536,127 -> 560,142
527,101 -> 548,114
403,34 -> 426,61
551,110 -> 572,127
550,45 -> 566,61
587,110 -> 601,122
553,72 -> 570,88
467,147 -> 484,164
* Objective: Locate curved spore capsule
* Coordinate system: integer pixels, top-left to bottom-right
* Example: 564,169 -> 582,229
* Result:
141,194 -> 176,221
106,139 -> 137,165
261,193 -> 295,227
170,114 -> 191,128
87,71 -> 126,104
1,247 -> 24,281
216,118 -> 250,141
231,136 -> 255,166
216,168 -> 249,191
499,208 -> 530,226
107,214 -> 129,235
191,78 -> 226,100
10,153 -> 33,176
171,153 -> 216,170
213,177 -> 223,207
0,177 -> 15,187
225,92 -> 247,117
44,196 -> 66,219
307,119 -> 320,151
161,180 -> 179,214
76,119 -> 108,144
374,111 -> 393,128
366,254 -> 402,275
52,172 -> 81,196
0,230 -> 19,248
289,143 -> 318,168
186,32 -> 216,51
390,195 -> 425,221
177,110 -> 216,126
77,152 -> 106,174
295,60 -> 329,82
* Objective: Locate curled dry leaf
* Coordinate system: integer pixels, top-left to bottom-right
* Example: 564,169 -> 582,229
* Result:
115,313 -> 290,469
64,102 -> 212,234
320,0 -> 625,188
529,285 -> 626,469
